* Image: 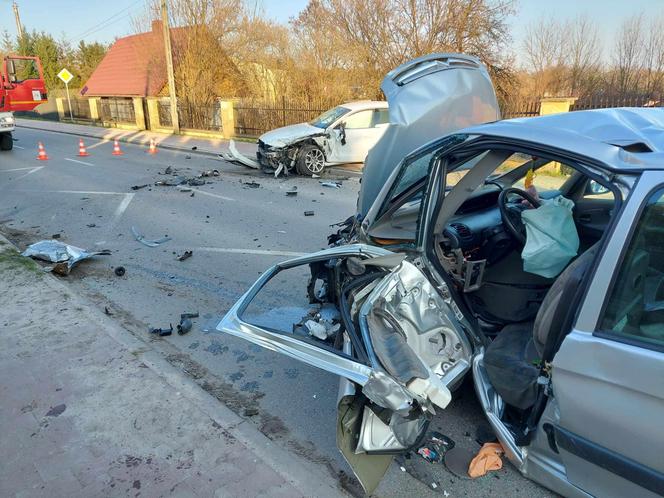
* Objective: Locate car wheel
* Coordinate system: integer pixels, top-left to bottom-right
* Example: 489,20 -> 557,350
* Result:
296,144 -> 325,176
0,133 -> 13,151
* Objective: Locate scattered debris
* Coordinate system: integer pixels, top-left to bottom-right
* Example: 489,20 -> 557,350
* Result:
149,324 -> 173,337
177,318 -> 192,335
320,181 -> 341,189
304,211 -> 315,216
177,186 -> 192,192
416,432 -> 456,464
180,312 -> 199,319
86,223 -> 97,228
191,146 -> 198,150
285,187 -> 298,196
444,446 -> 475,479
185,155 -> 191,159
155,176 -> 186,187
104,306 -> 113,316
242,181 -> 261,189
22,240 -> 111,276
312,174 -> 321,179
131,226 -> 171,247
243,407 -> 259,417
176,250 -> 192,261
200,169 -> 219,177
114,266 -> 126,277
51,233 -> 61,239
164,166 -> 173,175
226,140 -> 259,169
468,442 -> 504,478
187,177 -> 205,186
45,404 -> 66,417
131,184 -> 149,191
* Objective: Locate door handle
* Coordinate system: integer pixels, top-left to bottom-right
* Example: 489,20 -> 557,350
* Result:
578,214 -> 591,222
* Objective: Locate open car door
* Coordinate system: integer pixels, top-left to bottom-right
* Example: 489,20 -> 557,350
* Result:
217,244 -> 472,493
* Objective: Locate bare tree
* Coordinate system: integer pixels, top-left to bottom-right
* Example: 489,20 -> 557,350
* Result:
565,15 -> 602,97
612,14 -> 644,97
642,15 -> 664,97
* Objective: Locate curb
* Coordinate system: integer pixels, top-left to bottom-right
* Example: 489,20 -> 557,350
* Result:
16,120 -> 364,178
16,121 -> 225,160
0,234 -> 348,498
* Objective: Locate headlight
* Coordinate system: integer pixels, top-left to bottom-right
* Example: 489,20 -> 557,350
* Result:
0,115 -> 15,124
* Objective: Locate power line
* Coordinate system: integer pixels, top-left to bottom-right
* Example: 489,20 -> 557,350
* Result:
73,0 -> 143,41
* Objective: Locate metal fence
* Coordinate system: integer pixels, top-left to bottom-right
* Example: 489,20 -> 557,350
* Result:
63,98 -> 93,121
501,100 -> 541,119
233,96 -> 340,137
571,95 -> 663,111
156,100 -> 222,131
99,97 -> 136,124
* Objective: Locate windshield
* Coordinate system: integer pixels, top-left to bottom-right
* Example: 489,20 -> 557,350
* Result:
310,106 -> 350,128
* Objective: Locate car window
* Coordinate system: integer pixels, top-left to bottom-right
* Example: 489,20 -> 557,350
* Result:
372,108 -> 389,126
512,158 -> 574,191
583,179 -> 615,200
600,187 -> 664,347
344,110 -> 374,129
310,106 -> 350,128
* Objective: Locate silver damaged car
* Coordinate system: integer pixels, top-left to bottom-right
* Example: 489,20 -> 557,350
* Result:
219,58 -> 664,496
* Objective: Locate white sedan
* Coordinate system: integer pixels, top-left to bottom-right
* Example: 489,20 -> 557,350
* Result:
245,101 -> 389,176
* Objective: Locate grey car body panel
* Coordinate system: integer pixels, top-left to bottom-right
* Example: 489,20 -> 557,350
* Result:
551,170 -> 664,498
357,53 -> 500,217
460,108 -> 664,171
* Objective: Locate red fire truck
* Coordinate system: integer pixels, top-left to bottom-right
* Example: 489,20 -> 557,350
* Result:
1,55 -> 47,151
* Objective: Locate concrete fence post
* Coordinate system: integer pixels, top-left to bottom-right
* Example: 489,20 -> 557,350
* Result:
146,98 -> 161,130
55,98 -> 65,120
539,97 -> 578,116
133,97 -> 146,130
218,100 -> 235,139
88,98 -> 100,121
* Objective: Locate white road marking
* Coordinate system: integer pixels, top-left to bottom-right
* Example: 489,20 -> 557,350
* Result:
13,145 -> 25,149
12,189 -> 127,195
195,247 -> 305,258
188,188 -> 235,202
0,167 -> 36,172
87,139 -> 110,150
3,167 -> 44,183
110,193 -> 135,227
64,158 -> 95,167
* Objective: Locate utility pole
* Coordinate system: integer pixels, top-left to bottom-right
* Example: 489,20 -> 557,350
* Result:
12,1 -> 24,40
161,0 -> 179,133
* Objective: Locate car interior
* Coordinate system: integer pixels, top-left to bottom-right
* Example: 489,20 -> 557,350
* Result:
430,149 -> 623,428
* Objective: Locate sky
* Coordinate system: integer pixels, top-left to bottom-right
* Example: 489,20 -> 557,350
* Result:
0,0 -> 661,64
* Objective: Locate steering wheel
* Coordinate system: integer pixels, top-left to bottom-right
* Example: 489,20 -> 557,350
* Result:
498,187 -> 541,245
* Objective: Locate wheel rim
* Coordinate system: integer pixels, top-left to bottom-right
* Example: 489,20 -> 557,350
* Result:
305,148 -> 325,173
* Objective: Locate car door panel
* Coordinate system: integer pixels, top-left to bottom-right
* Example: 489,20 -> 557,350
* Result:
574,197 -> 614,240
552,171 -> 664,498
217,243 -> 471,494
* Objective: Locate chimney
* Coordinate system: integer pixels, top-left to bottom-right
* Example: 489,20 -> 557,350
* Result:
151,20 -> 163,33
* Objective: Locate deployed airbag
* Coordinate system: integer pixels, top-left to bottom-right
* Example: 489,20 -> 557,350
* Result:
521,196 -> 579,278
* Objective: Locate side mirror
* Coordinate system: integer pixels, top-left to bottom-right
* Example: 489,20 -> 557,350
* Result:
586,180 -> 610,196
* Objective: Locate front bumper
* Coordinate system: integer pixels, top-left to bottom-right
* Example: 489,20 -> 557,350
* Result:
257,139 -> 289,170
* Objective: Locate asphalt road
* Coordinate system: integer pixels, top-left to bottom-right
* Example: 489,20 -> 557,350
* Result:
0,126 -> 552,498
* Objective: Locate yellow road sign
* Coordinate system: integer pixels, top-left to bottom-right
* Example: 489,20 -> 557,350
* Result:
57,68 -> 73,85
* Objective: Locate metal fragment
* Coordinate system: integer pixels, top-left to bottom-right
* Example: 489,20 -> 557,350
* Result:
22,240 -> 111,276
131,226 -> 171,247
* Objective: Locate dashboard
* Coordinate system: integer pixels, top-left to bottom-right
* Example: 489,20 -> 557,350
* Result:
443,186 -> 504,250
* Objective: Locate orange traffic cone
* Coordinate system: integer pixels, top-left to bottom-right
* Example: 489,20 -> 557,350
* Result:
148,138 -> 157,154
77,138 -> 90,157
112,139 -> 123,156
37,142 -> 49,160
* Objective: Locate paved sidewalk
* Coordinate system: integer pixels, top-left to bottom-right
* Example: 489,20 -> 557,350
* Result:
15,119 -> 363,177
0,236 -> 347,498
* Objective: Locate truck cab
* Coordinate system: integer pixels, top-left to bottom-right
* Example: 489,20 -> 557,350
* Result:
1,55 -> 47,150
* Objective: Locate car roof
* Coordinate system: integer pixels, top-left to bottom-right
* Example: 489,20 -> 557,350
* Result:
340,100 -> 389,111
462,107 -> 664,172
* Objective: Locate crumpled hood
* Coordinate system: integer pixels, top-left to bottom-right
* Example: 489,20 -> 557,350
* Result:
259,122 -> 325,148
357,53 -> 500,218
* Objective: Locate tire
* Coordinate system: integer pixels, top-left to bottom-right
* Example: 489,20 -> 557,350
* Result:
0,132 -> 12,151
296,144 -> 325,176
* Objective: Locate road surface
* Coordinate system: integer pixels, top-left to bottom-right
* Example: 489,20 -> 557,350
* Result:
0,126 -> 551,498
